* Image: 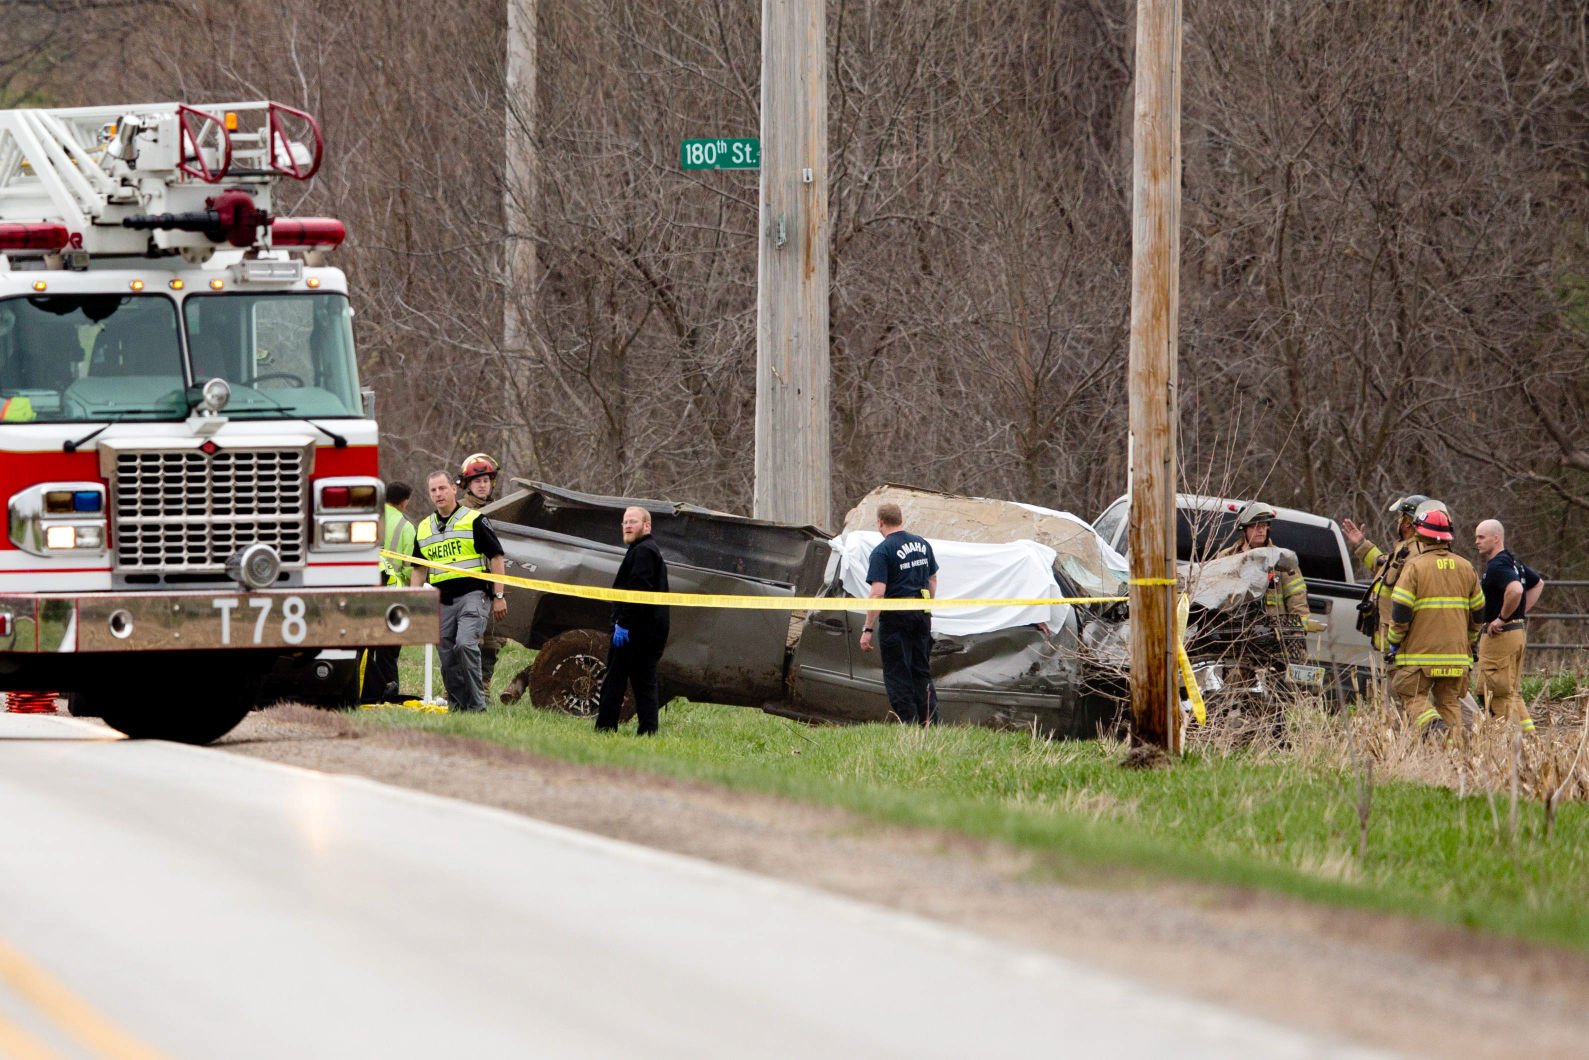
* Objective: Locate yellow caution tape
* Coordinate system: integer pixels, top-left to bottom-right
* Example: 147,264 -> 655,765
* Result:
388,550 -> 1127,611
390,551 -> 1207,714
1175,592 -> 1206,725
358,699 -> 449,714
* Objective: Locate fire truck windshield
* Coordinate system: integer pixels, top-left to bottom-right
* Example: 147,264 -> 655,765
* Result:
184,292 -> 362,418
0,291 -> 363,424
0,294 -> 188,422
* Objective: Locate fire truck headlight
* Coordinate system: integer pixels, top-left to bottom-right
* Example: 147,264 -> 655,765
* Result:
42,523 -> 105,551
321,521 -> 351,545
10,483 -> 108,557
349,520 -> 378,545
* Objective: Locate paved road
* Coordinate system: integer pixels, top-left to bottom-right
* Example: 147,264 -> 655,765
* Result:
0,712 -> 1375,1058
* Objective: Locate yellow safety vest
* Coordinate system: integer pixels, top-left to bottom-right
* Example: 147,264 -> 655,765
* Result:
415,507 -> 485,584
379,505 -> 416,586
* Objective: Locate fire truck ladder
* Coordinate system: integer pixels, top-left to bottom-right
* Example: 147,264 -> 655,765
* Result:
0,101 -> 324,258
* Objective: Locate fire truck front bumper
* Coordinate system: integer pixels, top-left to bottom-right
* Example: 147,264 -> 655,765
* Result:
0,587 -> 438,653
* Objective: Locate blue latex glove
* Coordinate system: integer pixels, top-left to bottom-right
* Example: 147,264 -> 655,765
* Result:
1383,649 -> 1397,666
612,625 -> 629,648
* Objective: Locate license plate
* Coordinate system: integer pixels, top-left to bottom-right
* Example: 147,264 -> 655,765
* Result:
1287,663 -> 1324,686
72,589 -> 437,651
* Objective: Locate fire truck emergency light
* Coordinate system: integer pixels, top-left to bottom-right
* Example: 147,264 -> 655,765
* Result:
319,485 -> 377,509
0,224 -> 70,251
270,218 -> 345,247
44,490 -> 103,514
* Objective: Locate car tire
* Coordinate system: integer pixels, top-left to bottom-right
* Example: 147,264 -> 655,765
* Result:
66,690 -> 102,717
98,655 -> 263,744
527,629 -> 634,722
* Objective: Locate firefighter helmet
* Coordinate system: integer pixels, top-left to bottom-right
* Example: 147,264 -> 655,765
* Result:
459,453 -> 499,484
1386,493 -> 1430,518
1412,500 -> 1454,541
1235,501 -> 1277,529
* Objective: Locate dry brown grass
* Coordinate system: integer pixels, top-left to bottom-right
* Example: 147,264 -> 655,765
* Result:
1336,693 -> 1589,811
1180,680 -> 1589,814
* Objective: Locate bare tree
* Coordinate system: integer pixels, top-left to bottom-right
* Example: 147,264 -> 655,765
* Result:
26,0 -> 1586,570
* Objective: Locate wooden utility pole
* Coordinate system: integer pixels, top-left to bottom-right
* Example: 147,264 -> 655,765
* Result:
1126,0 -> 1184,755
504,0 -> 537,352
754,0 -> 831,529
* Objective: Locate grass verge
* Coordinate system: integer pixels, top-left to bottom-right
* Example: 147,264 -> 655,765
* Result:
374,644 -> 1589,951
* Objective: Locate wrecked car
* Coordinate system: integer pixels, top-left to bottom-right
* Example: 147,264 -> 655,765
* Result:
480,481 -> 1289,736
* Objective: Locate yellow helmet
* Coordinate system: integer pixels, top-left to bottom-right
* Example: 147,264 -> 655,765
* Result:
459,453 -> 499,484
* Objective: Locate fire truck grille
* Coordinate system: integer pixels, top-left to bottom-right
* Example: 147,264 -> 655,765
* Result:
111,448 -> 308,570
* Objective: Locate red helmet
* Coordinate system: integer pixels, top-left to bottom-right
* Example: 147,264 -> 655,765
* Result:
459,452 -> 499,484
1413,505 -> 1453,541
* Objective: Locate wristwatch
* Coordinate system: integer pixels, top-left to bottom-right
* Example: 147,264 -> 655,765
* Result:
862,626 -> 874,634
493,591 -> 505,599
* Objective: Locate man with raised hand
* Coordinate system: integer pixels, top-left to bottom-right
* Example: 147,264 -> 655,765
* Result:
1342,493 -> 1427,650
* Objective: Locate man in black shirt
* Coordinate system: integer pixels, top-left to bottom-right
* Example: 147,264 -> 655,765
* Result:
410,471 -> 508,712
859,503 -> 939,725
1473,518 -> 1543,731
596,506 -> 671,735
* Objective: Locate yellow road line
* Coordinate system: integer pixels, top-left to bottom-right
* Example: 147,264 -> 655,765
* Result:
0,937 -> 165,1060
0,1009 -> 62,1060
388,550 -> 1129,611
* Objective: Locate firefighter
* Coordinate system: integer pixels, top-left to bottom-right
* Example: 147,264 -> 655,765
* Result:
1215,501 -> 1309,618
457,453 -> 505,694
1385,502 -> 1485,740
1341,494 -> 1427,650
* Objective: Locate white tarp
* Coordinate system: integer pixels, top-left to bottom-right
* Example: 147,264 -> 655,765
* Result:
827,531 -> 1074,637
1011,500 -> 1130,596
840,485 -> 1127,598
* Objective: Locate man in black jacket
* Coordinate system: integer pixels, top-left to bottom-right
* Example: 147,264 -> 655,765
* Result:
595,506 -> 671,734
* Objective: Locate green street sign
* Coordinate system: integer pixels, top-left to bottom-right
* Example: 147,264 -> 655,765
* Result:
681,138 -> 760,170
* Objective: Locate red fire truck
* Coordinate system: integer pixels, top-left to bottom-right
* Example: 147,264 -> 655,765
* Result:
0,101 -> 436,742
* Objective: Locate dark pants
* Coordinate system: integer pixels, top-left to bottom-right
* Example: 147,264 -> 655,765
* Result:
439,590 -> 489,711
360,645 -> 401,703
596,637 -> 664,734
879,612 -> 934,725
480,616 -> 502,695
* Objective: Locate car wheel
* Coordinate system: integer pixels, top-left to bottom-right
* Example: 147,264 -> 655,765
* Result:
98,656 -> 263,744
66,690 -> 101,717
99,696 -> 254,745
527,629 -> 634,722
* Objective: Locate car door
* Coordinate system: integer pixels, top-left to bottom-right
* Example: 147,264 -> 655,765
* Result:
790,591 -> 893,723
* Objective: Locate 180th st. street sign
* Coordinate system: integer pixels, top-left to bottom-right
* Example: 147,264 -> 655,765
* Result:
681,138 -> 760,170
